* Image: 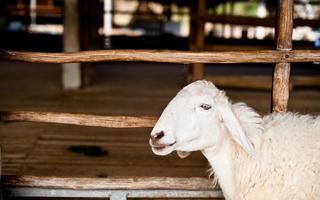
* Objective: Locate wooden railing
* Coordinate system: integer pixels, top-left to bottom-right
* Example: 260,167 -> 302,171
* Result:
1,49 -> 320,64
2,176 -> 222,199
0,111 -> 156,128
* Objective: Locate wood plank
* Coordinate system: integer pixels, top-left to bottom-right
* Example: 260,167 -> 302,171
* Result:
11,133 -> 208,177
0,111 -> 157,128
272,0 -> 293,112
23,142 -> 206,167
3,176 -> 214,190
2,50 -> 320,64
19,164 -> 209,178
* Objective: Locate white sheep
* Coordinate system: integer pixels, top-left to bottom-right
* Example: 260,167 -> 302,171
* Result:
149,80 -> 320,200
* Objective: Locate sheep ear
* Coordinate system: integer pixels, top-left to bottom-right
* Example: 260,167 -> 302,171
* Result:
177,151 -> 191,159
215,91 -> 254,155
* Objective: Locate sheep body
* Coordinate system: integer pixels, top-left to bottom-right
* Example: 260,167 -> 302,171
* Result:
213,105 -> 320,200
150,80 -> 320,200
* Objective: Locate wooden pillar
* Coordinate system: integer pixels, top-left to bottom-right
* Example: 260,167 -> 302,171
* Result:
188,0 -> 205,82
63,0 -> 81,90
79,0 -> 102,87
272,0 -> 293,112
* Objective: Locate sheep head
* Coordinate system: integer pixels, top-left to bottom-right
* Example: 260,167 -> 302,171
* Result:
149,80 -> 254,158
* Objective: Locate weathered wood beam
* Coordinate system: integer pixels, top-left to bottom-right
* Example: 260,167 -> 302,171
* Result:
2,176 -> 213,190
1,50 -> 320,64
272,0 -> 293,112
0,111 -> 157,128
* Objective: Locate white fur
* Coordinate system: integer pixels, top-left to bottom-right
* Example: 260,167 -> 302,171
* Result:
150,80 -> 320,200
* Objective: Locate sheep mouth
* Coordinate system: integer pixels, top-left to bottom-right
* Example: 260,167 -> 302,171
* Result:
149,138 -> 176,147
152,142 -> 176,150
150,141 -> 176,154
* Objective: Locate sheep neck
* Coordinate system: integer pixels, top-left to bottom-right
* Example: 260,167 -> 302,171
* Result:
202,136 -> 238,200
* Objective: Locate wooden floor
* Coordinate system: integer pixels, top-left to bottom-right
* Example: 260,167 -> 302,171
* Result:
1,61 -> 319,178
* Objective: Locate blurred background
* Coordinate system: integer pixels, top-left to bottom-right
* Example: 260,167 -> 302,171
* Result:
1,0 -> 320,49
0,0 -> 319,188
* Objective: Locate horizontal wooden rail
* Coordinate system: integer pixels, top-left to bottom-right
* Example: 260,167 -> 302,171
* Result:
1,49 -> 320,64
3,176 -> 222,199
0,111 -> 157,128
2,176 -> 213,190
204,15 -> 320,28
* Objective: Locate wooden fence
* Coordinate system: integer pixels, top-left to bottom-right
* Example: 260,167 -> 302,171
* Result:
1,49 -> 320,64
0,0 -> 319,199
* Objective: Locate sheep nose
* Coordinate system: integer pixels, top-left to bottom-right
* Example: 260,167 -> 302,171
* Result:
151,131 -> 165,142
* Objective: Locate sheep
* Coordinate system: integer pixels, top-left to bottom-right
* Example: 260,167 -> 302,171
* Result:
149,80 -> 320,200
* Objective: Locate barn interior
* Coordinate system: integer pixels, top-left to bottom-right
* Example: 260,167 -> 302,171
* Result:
0,0 -> 320,199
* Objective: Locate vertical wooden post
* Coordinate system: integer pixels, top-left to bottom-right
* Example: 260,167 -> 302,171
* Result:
188,0 -> 205,82
272,0 -> 293,112
63,0 -> 82,90
79,0 -> 101,87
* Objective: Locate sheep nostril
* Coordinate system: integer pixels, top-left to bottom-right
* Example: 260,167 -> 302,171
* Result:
156,131 -> 165,139
152,131 -> 165,141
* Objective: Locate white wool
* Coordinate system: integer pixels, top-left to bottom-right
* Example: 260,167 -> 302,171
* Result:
150,80 -> 320,200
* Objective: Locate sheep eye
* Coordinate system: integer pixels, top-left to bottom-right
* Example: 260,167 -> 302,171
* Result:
200,104 -> 212,110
